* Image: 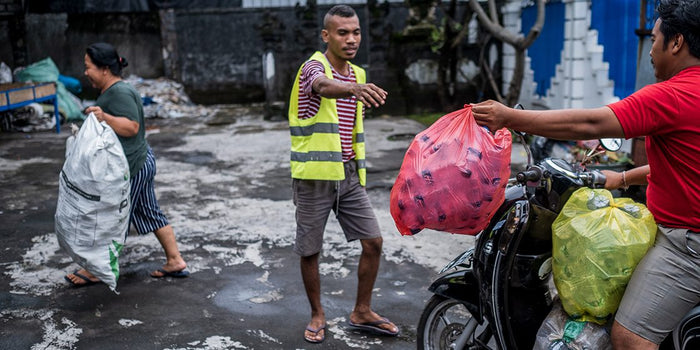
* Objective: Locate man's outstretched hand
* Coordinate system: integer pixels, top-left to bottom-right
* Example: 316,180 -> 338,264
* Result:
352,83 -> 387,108
471,100 -> 510,131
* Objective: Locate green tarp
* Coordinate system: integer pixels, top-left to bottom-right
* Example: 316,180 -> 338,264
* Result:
16,57 -> 83,121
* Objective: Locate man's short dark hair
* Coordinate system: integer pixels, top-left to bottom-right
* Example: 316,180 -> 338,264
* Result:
657,0 -> 700,58
323,5 -> 357,29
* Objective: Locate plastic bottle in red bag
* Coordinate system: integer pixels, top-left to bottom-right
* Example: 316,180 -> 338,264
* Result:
390,105 -> 512,235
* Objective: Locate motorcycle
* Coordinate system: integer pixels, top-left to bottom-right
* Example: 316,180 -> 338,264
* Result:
416,127 -> 700,349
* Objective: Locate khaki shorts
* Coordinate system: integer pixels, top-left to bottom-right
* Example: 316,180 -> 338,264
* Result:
292,160 -> 382,257
615,225 -> 700,344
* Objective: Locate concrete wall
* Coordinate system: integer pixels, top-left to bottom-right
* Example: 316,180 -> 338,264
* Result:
167,7 -> 306,104
164,5 -> 410,106
0,20 -> 13,67
1,0 -> 26,68
21,12 -> 163,99
2,2 -> 484,115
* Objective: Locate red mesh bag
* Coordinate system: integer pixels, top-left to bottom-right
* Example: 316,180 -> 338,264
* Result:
390,105 -> 512,236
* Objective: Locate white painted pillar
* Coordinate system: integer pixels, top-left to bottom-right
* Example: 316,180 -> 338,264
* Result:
546,0 -> 618,109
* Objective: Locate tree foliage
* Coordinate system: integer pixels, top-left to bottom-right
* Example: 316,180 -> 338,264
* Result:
469,0 -> 545,106
401,0 -> 545,111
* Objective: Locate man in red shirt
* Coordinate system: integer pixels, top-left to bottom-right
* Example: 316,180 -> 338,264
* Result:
472,0 -> 700,348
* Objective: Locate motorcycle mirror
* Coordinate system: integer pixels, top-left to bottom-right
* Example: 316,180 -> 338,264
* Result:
511,104 -> 528,138
511,103 -> 533,166
599,138 -> 623,152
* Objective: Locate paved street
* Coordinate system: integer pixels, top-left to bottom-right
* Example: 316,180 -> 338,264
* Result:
0,105 -> 493,349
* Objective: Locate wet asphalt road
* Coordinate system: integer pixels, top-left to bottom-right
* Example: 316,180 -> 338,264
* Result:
0,105 -> 488,350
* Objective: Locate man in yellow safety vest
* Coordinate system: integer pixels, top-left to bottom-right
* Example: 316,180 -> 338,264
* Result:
287,4 -> 399,344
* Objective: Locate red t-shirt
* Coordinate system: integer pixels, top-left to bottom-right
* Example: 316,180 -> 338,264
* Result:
608,65 -> 700,231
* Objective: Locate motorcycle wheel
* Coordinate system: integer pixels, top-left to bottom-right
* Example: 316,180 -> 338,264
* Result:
417,295 -> 487,350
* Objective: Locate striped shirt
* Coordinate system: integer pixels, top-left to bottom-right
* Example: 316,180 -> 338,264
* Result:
298,57 -> 363,162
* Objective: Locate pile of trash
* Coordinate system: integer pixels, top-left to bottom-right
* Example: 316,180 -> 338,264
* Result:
14,58 -> 84,121
1,56 -> 218,133
124,75 -> 215,119
1,102 -> 58,133
1,59 -> 81,132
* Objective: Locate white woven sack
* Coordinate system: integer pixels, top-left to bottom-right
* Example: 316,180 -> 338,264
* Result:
55,112 -> 130,292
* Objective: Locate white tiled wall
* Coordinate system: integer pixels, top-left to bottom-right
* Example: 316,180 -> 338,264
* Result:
502,0 -> 619,110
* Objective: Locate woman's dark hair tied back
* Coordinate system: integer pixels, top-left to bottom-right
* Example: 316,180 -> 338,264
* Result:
86,42 -> 127,76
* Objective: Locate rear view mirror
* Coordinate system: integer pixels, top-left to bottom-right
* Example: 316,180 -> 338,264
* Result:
599,138 -> 623,152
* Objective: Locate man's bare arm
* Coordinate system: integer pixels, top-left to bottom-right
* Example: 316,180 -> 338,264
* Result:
602,165 -> 650,190
471,100 -> 625,140
312,76 -> 387,108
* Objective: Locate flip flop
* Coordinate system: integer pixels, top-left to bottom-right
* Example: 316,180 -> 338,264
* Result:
151,268 -> 190,278
64,270 -> 101,287
304,324 -> 326,343
348,317 -> 399,336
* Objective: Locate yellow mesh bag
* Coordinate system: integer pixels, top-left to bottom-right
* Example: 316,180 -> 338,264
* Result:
552,188 -> 656,324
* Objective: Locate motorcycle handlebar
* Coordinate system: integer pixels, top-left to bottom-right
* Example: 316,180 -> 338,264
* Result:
516,167 -> 543,183
578,169 -> 607,188
516,165 -> 607,188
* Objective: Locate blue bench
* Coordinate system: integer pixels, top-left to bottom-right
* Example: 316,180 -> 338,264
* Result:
0,82 -> 60,133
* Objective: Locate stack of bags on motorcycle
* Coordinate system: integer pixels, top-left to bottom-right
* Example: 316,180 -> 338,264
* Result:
390,105 -> 512,236
534,188 -> 657,349
54,113 -> 130,292
389,105 -> 657,348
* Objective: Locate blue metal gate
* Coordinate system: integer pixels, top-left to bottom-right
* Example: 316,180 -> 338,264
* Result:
522,0 -> 641,99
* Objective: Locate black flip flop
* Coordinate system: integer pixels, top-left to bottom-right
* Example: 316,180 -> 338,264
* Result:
64,270 -> 101,287
151,268 -> 190,278
348,317 -> 399,336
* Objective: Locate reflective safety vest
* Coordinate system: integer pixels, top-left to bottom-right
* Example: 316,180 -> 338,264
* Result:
288,51 -> 367,186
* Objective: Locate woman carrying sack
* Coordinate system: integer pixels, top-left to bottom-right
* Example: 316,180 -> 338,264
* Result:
65,43 -> 189,286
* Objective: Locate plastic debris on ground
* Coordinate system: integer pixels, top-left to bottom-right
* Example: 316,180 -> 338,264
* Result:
2,103 -> 57,132
0,62 -> 11,83
124,75 -> 216,119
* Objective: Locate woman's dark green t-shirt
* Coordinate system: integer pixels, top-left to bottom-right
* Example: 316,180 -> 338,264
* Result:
96,81 -> 148,176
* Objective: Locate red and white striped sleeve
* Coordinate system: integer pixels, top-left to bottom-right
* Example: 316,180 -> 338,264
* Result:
300,60 -> 326,97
